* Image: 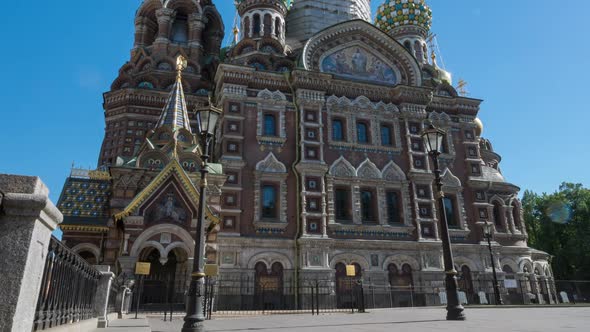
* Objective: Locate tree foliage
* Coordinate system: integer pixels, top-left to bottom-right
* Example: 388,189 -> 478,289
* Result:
522,183 -> 590,280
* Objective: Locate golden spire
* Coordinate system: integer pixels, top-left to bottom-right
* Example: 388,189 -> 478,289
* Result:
176,55 -> 187,81
431,50 -> 438,67
232,25 -> 240,45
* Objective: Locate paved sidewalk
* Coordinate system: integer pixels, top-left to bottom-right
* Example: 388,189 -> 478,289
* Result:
90,317 -> 150,332
147,307 -> 590,332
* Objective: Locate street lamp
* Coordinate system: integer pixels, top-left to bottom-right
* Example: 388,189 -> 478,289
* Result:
421,123 -> 466,321
483,221 -> 504,305
182,99 -> 221,332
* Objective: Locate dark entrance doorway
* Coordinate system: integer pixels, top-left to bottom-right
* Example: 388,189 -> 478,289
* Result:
254,262 -> 284,310
135,247 -> 189,312
335,262 -> 361,308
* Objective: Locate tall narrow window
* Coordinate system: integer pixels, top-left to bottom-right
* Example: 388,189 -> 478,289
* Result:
264,114 -> 277,136
332,119 -> 344,141
274,17 -> 281,37
253,14 -> 261,36
493,202 -> 504,231
381,125 -> 393,146
335,188 -> 351,221
262,185 -> 277,219
443,196 -> 458,228
171,16 -> 188,44
357,122 -> 369,144
361,189 -> 376,223
386,191 -> 401,224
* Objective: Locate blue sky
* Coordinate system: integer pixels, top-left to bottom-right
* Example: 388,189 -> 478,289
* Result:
1,0 -> 589,205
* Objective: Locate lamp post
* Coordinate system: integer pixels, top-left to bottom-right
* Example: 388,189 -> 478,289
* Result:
182,100 -> 221,332
421,123 -> 466,321
483,221 -> 504,305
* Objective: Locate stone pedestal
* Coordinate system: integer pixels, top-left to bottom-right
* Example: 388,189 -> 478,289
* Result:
0,175 -> 62,332
94,265 -> 115,328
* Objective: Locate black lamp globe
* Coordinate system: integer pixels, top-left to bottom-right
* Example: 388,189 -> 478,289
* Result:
196,107 -> 221,137
421,124 -> 446,155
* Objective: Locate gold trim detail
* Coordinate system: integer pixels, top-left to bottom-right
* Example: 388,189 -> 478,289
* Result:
113,159 -> 220,225
60,225 -> 109,232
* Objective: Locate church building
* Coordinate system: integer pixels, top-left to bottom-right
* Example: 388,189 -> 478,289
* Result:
57,0 -> 557,307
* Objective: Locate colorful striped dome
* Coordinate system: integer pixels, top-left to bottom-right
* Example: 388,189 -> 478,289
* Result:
375,0 -> 432,34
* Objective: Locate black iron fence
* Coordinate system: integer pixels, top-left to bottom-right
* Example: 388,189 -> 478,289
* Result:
555,280 -> 590,304
33,237 -> 101,331
131,270 -> 588,319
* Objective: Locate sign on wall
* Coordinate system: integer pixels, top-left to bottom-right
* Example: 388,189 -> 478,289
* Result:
135,262 -> 151,275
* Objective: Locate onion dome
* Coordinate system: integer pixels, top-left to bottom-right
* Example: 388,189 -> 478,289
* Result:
234,0 -> 292,13
474,118 -> 484,137
375,0 -> 432,36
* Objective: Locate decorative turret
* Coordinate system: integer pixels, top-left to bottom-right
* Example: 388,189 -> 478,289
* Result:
375,0 -> 432,65
286,0 -> 371,46
235,0 -> 289,45
129,56 -> 202,173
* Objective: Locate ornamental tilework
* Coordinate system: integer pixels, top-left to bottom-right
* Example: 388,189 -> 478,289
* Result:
58,178 -> 111,223
375,0 -> 433,32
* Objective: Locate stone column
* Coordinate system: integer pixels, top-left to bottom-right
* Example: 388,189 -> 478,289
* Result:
155,8 -> 175,44
134,16 -> 147,48
0,175 -> 62,332
188,13 -> 206,49
94,265 -> 115,328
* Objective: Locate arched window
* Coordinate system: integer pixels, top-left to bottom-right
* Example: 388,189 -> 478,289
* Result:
253,14 -> 261,36
262,185 -> 278,219
404,40 -> 412,52
243,16 -> 251,37
360,189 -> 376,223
458,265 -> 474,296
171,15 -> 188,44
493,202 -> 504,231
332,119 -> 345,141
263,14 -> 272,37
443,196 -> 459,228
356,122 -> 369,144
415,41 -> 423,62
512,202 -> 522,231
274,17 -> 281,38
78,251 -> 97,265
264,114 -> 277,136
381,125 -> 393,146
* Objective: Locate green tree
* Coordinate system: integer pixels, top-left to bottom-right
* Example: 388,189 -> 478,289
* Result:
522,183 -> 590,280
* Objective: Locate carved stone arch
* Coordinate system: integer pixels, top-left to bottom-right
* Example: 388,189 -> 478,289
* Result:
246,55 -> 272,70
111,75 -> 134,91
130,223 -> 195,258
233,39 -> 257,56
434,82 -> 459,98
137,57 -> 155,72
518,258 -> 534,273
247,252 -> 293,270
163,241 -> 192,258
326,95 -> 340,106
500,258 -> 519,273
137,150 -> 170,169
163,0 -> 202,13
329,156 -> 355,178
382,254 -> 420,271
489,195 -> 506,206
138,241 -> 167,261
441,168 -> 461,188
454,256 -> 481,272
71,243 -> 101,263
256,152 -> 287,173
382,160 -> 406,182
258,37 -> 284,54
302,20 -> 422,86
257,89 -> 286,101
329,253 -> 370,272
273,59 -> 294,72
137,0 -> 164,18
356,158 -> 381,179
352,96 -> 374,110
533,262 -> 545,276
